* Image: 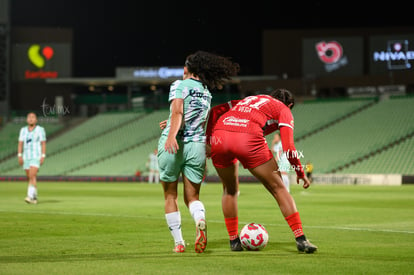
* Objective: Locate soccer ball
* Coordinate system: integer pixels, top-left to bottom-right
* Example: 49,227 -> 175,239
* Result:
240,222 -> 269,251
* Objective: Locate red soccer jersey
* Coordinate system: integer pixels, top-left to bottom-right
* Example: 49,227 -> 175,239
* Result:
212,95 -> 294,137
206,95 -> 305,178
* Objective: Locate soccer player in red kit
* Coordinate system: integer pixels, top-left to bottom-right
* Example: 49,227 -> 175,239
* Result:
206,88 -> 318,253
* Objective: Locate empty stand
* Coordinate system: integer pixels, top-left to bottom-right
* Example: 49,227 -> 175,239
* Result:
2,96 -> 413,177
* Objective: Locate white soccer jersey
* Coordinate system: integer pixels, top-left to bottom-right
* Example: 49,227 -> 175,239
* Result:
18,125 -> 46,159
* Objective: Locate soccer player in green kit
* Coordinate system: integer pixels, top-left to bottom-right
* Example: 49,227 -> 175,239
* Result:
18,112 -> 46,204
158,51 -> 239,253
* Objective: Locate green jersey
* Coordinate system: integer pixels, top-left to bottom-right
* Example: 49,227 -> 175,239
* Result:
18,125 -> 46,159
162,78 -> 212,142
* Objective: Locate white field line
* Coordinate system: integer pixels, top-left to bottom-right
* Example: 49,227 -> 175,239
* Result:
1,209 -> 413,234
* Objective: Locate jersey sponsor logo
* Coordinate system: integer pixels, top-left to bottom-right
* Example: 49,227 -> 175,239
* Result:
26,138 -> 32,144
222,116 -> 249,127
189,89 -> 210,100
189,99 -> 204,108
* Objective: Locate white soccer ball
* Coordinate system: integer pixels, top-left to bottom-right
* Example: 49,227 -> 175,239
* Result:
240,222 -> 269,251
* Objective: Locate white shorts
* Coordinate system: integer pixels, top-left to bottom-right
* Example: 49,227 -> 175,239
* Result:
23,158 -> 40,170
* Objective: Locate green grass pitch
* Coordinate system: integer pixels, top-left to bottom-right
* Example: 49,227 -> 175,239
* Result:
0,181 -> 413,274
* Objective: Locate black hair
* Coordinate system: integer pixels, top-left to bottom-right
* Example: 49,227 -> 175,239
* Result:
270,88 -> 295,109
185,51 -> 240,90
27,112 -> 38,117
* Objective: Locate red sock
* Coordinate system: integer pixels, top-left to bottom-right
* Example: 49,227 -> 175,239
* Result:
285,212 -> 304,238
225,217 -> 239,240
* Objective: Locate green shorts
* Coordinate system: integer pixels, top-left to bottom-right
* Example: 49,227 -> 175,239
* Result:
157,136 -> 206,184
23,158 -> 40,170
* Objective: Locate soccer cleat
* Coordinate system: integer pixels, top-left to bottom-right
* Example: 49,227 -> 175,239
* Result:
174,242 -> 186,253
194,219 -> 207,253
230,237 -> 243,251
24,197 -> 37,204
296,239 -> 318,253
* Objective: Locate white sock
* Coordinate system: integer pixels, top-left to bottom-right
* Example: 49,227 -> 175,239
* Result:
189,200 -> 206,223
155,173 -> 159,184
149,172 -> 154,183
28,185 -> 37,199
165,211 -> 184,244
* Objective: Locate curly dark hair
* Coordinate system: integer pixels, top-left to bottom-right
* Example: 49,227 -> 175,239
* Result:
270,88 -> 295,109
185,51 -> 240,90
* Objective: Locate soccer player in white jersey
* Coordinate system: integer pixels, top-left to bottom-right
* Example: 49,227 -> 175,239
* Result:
17,112 -> 46,204
271,132 -> 291,192
158,50 -> 239,253
147,148 -> 159,183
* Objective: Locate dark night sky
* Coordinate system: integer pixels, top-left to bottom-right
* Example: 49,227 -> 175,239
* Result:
10,1 -> 414,77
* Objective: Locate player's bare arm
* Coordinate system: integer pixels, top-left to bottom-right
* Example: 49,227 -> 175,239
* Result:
165,99 -> 183,154
297,175 -> 311,189
40,141 -> 46,165
17,141 -> 23,166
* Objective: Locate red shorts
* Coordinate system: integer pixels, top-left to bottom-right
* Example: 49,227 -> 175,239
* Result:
211,130 -> 273,169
